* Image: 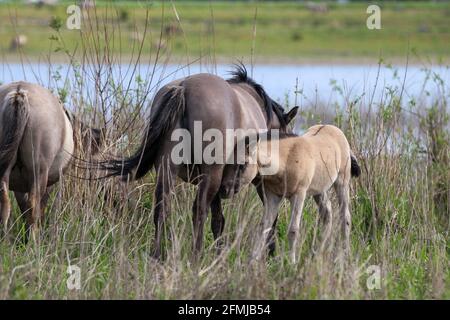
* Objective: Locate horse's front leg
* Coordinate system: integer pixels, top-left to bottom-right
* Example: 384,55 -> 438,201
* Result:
192,165 -> 223,259
252,190 -> 282,261
254,180 -> 278,256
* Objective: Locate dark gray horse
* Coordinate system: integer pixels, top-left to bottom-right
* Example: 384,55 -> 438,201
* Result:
103,65 -> 298,258
0,81 -> 102,241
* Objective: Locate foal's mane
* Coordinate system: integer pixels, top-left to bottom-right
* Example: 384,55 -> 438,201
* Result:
260,131 -> 298,141
227,63 -> 287,130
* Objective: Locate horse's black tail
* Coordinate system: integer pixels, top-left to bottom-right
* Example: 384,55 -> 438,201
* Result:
350,153 -> 361,178
102,85 -> 186,181
0,86 -> 29,179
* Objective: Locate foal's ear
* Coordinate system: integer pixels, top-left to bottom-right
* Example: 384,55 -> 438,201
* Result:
284,106 -> 299,124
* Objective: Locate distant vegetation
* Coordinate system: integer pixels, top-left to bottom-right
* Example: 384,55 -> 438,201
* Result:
0,1 -> 449,62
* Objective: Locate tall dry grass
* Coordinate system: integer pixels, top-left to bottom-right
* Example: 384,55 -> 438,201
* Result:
0,3 -> 448,299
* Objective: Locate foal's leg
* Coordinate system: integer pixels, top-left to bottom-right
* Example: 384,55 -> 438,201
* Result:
334,179 -> 351,253
152,159 -> 177,259
210,194 -> 225,252
252,191 -> 282,261
313,192 -> 333,253
287,189 -> 306,264
0,174 -> 12,235
192,165 -> 223,258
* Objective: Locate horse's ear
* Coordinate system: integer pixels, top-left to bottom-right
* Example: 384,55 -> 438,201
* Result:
284,106 -> 299,124
99,127 -> 107,143
92,127 -> 105,147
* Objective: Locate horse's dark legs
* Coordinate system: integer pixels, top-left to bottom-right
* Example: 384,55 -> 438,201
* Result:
192,166 -> 223,258
14,191 -> 28,213
252,191 -> 282,261
152,161 -> 176,259
254,180 -> 278,256
210,194 -> 225,251
39,185 -> 53,218
0,171 -> 12,235
15,185 -> 53,221
267,216 -> 279,256
23,167 -> 49,243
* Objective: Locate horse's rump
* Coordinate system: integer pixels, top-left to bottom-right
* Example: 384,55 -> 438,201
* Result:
0,86 -> 29,178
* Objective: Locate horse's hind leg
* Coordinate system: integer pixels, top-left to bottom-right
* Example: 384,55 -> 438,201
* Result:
313,192 -> 333,253
39,185 -> 53,224
0,175 -> 12,235
15,186 -> 50,242
334,178 -> 351,254
24,168 -> 49,243
192,165 -> 223,259
152,159 -> 177,259
210,194 -> 225,252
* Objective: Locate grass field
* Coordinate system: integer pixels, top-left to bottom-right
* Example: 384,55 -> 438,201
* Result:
0,57 -> 448,299
0,1 -> 448,300
0,1 -> 449,62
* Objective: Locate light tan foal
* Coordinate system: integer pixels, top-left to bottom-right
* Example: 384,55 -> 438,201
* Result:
236,125 -> 361,263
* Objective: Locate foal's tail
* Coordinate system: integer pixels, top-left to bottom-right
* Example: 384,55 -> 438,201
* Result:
0,86 -> 29,178
350,153 -> 361,178
101,85 -> 186,180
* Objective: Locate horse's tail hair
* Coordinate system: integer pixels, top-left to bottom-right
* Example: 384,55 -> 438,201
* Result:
350,153 -> 361,178
0,86 -> 29,178
0,85 -> 28,178
101,85 -> 186,181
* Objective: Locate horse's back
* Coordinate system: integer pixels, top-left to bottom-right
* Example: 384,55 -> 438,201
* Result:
183,73 -> 244,127
301,125 -> 352,191
304,124 -> 350,155
153,73 -> 267,172
307,124 -> 351,173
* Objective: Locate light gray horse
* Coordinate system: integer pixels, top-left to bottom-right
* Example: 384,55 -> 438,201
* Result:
0,81 -> 102,241
102,65 -> 298,258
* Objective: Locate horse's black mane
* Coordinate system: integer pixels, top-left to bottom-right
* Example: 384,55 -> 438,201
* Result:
227,63 -> 287,129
